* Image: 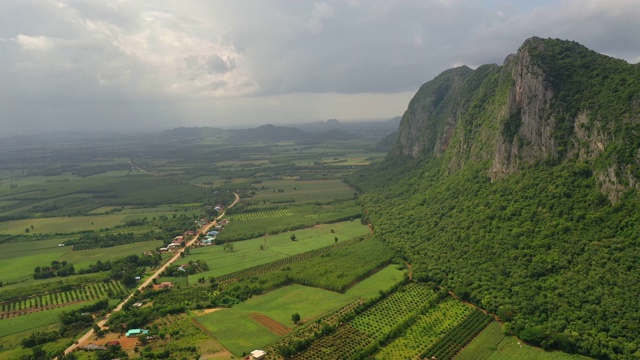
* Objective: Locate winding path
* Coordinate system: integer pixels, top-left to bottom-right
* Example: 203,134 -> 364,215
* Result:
62,192 -> 240,356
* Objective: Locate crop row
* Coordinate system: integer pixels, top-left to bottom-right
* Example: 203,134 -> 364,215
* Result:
0,281 -> 126,319
375,298 -> 472,359
214,236 -> 365,284
232,209 -> 293,221
421,309 -> 493,360
290,284 -> 438,360
264,299 -> 367,358
244,202 -> 299,210
349,284 -> 437,339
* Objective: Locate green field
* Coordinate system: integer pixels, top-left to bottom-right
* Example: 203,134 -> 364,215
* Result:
219,201 -> 362,241
0,239 -> 162,284
188,221 -> 369,282
195,285 -> 356,356
0,299 -> 103,338
196,264 -> 405,357
250,179 -> 356,202
344,265 -> 405,299
456,322 -> 590,360
0,214 -> 129,235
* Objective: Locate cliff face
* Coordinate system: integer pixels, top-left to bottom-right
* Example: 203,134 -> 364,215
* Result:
397,66 -> 474,158
396,37 -> 640,201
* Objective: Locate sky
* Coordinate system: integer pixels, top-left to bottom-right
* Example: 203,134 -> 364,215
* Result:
1,0 -> 639,135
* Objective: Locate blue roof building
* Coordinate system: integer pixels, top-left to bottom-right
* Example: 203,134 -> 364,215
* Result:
126,329 -> 149,337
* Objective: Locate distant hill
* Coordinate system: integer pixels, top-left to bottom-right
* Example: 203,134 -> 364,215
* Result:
351,37 -> 640,359
227,124 -> 307,142
295,117 -> 401,138
156,124 -> 361,144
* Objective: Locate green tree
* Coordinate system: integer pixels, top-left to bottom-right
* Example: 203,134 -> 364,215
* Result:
291,312 -> 301,324
290,234 -> 296,241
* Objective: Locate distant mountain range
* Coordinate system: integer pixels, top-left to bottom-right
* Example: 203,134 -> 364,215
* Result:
157,118 -> 400,143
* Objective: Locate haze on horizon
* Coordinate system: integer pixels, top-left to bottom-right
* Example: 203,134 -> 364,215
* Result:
1,0 -> 639,136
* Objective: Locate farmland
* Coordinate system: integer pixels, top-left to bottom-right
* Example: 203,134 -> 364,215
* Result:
0,124 -> 576,360
195,285 -> 355,355
0,281 -> 126,319
456,322 -> 590,360
187,221 -> 370,281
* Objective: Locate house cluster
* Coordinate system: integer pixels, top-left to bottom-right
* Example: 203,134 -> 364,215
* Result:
197,221 -> 228,247
160,235 -> 188,252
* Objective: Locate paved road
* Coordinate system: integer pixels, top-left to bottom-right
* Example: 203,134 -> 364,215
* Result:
63,192 -> 240,356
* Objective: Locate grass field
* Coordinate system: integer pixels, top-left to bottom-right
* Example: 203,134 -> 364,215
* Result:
195,285 -> 356,356
59,240 -> 163,269
455,322 -> 590,360
0,239 -> 162,284
0,300 -> 101,338
188,222 -> 369,282
344,265 -> 405,299
250,179 -> 355,202
195,265 -> 405,357
219,201 -> 362,241
0,214 -> 129,235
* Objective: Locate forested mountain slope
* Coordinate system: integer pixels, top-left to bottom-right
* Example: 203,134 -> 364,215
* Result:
349,37 -> 640,359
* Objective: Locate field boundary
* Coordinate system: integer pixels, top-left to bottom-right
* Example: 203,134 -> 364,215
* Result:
249,312 -> 290,336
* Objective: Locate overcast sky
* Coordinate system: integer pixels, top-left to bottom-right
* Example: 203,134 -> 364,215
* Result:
1,0 -> 639,135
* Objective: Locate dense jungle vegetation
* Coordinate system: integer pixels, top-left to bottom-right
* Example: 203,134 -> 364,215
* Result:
349,38 -> 640,360
351,157 -> 640,359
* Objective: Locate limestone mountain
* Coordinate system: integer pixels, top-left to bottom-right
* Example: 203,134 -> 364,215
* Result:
395,36 -> 640,201
351,37 -> 640,359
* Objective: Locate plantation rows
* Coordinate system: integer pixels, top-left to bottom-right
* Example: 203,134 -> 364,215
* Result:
291,284 -> 437,360
421,309 -> 493,360
214,236 -> 365,284
264,298 -> 367,358
231,209 -> 293,221
349,284 -> 437,341
104,225 -> 152,234
375,298 -> 472,359
0,281 -> 126,318
244,202 -> 299,210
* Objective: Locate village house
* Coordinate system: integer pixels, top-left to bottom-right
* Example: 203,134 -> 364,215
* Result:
126,329 -> 149,337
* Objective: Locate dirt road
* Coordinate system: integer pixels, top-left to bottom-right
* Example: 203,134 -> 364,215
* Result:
62,192 -> 240,356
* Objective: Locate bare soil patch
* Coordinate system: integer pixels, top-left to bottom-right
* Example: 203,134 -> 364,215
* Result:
194,308 -> 223,315
79,332 -> 139,351
249,312 -> 290,336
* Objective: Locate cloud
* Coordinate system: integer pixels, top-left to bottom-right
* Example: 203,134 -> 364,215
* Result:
307,2 -> 335,33
0,0 -> 639,135
13,34 -> 55,50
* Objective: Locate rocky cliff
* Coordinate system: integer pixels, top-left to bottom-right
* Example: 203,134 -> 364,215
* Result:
396,37 -> 640,201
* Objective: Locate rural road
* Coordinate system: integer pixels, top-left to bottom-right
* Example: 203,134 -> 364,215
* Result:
63,192 -> 240,356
